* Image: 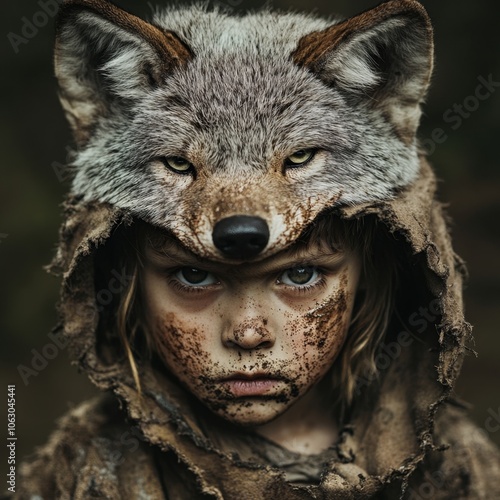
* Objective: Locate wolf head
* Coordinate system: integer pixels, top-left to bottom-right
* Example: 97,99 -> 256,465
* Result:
55,0 -> 433,261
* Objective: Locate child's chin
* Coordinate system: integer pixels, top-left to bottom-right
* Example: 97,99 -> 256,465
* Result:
210,399 -> 289,428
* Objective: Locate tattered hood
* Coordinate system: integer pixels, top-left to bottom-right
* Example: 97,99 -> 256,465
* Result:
49,157 -> 472,497
45,0 -> 480,498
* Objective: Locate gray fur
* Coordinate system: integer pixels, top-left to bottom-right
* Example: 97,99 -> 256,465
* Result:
56,1 -> 433,260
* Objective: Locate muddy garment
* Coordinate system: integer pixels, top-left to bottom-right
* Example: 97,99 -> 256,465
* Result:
9,159 -> 500,500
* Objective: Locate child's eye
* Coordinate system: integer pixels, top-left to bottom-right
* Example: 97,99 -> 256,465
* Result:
175,267 -> 218,287
279,266 -> 319,286
161,156 -> 195,175
284,149 -> 316,168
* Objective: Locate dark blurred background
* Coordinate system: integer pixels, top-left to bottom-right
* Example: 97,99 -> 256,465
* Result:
1,0 -> 499,477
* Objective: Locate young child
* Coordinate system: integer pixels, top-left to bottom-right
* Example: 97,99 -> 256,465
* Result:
12,0 -> 500,498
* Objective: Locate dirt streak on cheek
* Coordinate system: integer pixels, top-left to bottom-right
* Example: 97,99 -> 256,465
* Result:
305,289 -> 348,350
153,314 -> 217,380
152,319 -> 232,415
287,278 -> 351,388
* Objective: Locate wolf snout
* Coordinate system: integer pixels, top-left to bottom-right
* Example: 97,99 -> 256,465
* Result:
212,215 -> 269,259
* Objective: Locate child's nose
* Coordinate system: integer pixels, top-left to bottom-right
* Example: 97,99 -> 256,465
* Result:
222,319 -> 275,350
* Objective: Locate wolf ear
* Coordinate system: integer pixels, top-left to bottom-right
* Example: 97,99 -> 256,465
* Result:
55,0 -> 192,144
292,0 -> 433,142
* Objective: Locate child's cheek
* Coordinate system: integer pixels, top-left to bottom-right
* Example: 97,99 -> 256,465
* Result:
152,313 -> 217,385
284,285 -> 352,389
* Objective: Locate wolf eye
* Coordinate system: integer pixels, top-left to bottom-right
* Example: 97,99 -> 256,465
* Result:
162,156 -> 195,175
284,149 -> 316,168
279,266 -> 319,286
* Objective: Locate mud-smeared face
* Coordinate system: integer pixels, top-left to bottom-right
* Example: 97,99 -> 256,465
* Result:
141,235 -> 360,427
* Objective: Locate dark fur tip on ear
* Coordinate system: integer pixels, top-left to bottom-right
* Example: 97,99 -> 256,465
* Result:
54,0 -> 193,145
292,0 -> 433,142
56,0 -> 193,72
293,0 -> 432,74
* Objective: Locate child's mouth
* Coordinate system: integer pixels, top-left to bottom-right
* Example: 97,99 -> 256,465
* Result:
220,373 -> 283,397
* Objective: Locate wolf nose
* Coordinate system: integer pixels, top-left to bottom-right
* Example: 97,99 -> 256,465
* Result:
213,215 -> 270,259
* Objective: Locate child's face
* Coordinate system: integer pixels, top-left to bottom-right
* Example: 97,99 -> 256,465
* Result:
142,235 -> 360,427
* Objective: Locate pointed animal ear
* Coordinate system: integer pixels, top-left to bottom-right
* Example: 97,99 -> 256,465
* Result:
55,0 -> 193,145
292,0 -> 433,142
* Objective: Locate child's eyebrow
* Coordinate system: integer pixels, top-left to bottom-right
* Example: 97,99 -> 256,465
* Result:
248,247 -> 346,278
146,238 -> 211,267
146,237 -> 345,275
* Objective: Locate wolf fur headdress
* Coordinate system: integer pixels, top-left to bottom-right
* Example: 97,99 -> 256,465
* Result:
56,0 -> 433,261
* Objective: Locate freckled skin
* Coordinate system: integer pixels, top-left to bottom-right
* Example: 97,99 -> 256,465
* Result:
141,238 -> 360,452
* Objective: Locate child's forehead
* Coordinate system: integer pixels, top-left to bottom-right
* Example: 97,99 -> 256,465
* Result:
144,230 -> 346,274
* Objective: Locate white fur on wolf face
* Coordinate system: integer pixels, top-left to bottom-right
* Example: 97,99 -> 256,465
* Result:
141,235 -> 360,437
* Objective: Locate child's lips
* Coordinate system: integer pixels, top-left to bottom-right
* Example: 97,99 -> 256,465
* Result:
219,372 -> 284,397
